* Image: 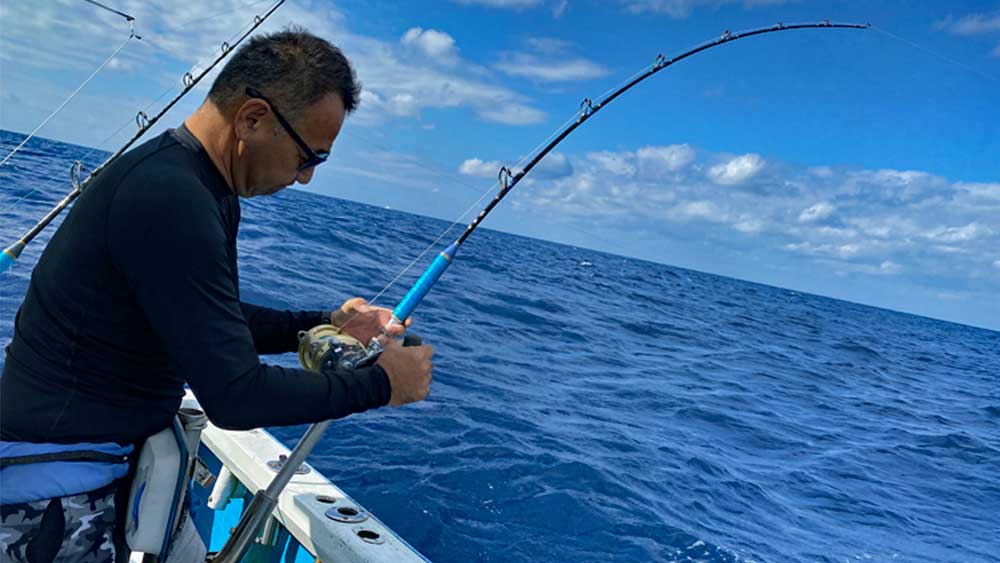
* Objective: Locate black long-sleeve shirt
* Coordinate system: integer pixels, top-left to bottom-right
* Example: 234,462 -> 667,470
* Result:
0,125 -> 390,445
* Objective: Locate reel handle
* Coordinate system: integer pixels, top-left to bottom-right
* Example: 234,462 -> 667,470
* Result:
354,332 -> 423,369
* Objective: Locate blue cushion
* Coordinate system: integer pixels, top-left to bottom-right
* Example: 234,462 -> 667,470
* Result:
0,441 -> 134,504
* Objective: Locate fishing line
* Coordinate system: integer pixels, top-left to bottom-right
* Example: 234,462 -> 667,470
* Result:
359,109 -> 584,309
341,21 -> 871,323
0,16 -> 138,169
1,0 -> 287,272
1,1 -> 285,221
870,25 -> 999,83
222,20 -> 878,561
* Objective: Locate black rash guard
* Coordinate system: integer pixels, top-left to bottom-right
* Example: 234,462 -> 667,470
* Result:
0,125 -> 390,445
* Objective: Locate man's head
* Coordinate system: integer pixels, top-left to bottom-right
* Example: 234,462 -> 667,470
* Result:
206,27 -> 360,197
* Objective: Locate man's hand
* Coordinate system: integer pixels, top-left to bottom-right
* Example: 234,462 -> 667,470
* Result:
376,337 -> 434,406
330,297 -> 411,343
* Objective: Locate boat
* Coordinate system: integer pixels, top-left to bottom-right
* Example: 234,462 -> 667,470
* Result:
121,390 -> 429,562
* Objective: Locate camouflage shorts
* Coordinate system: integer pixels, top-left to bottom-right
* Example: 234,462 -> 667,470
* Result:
0,484 -> 118,563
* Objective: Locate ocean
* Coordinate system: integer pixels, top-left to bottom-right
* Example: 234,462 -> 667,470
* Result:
1,129 -> 997,562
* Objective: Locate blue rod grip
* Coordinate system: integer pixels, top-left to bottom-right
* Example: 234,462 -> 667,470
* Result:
0,252 -> 15,275
392,242 -> 459,322
1,241 -> 25,275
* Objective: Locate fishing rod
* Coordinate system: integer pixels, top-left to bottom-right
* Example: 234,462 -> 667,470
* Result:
0,0 -> 287,275
296,19 -> 871,372
216,17 -> 875,563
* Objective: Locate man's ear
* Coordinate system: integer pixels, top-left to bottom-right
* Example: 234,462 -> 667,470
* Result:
233,99 -> 271,140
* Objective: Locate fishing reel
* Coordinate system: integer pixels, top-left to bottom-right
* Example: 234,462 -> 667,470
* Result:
297,324 -> 423,373
297,324 -> 382,372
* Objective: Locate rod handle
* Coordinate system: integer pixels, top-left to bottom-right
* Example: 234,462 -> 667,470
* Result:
1,241 -> 25,275
392,242 -> 459,323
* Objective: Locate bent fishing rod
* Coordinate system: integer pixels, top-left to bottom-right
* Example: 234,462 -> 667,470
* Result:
216,19 -> 870,562
0,0 -> 287,275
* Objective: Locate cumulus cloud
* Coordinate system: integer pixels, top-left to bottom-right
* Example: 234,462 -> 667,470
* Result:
533,153 -> 574,179
1,0 -> 550,143
496,56 -> 608,81
956,182 -> 1000,200
798,202 -> 836,223
708,153 -> 764,185
401,27 -> 458,61
622,0 -> 790,18
933,11 -> 1000,57
879,260 -> 902,274
510,140 -> 998,290
637,144 -> 695,176
495,37 -> 609,82
459,153 -> 572,180
459,158 -> 503,177
477,103 -> 548,125
587,151 -> 637,176
934,12 -> 1000,36
673,200 -> 727,223
923,222 -> 992,243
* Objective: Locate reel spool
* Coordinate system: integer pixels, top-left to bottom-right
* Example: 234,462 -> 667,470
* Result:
297,324 -> 372,372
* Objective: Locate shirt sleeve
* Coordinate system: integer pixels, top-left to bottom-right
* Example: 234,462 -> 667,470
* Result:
107,174 -> 390,430
240,302 -> 329,355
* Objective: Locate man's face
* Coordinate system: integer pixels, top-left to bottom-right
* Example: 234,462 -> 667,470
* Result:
238,93 -> 346,198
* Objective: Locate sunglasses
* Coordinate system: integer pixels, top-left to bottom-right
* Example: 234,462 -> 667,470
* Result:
245,87 -> 329,171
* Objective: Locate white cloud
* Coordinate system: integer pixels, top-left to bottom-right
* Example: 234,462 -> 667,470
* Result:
401,27 -> 458,61
533,153 -> 574,179
673,201 -> 727,223
459,158 -> 502,177
623,0 -> 695,18
815,226 -> 857,239
496,55 -> 608,82
994,260 -> 1000,270
1,0 -> 549,142
525,37 -> 574,54
622,0 -> 790,18
956,182 -> 1000,200
923,222 -> 992,243
798,202 -> 836,223
879,260 -> 902,274
495,38 -> 609,82
733,216 -> 765,233
380,93 -> 419,116
708,153 -> 764,185
588,151 -> 636,176
637,144 -> 695,175
502,137 -> 997,293
477,103 -> 547,125
934,12 -> 1000,36
784,242 -> 866,260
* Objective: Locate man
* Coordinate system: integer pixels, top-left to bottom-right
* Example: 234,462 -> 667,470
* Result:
0,28 -> 433,561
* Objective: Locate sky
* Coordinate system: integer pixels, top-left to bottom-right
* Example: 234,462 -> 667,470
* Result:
1,0 -> 999,330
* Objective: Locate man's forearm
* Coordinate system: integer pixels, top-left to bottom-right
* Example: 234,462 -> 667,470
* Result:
240,302 -> 329,354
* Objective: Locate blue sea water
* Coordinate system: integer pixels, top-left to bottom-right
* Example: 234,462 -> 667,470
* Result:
1,129 -> 998,562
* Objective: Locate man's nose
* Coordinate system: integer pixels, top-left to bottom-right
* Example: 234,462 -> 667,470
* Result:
296,167 -> 316,185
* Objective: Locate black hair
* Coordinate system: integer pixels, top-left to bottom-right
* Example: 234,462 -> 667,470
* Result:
208,26 -> 360,121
